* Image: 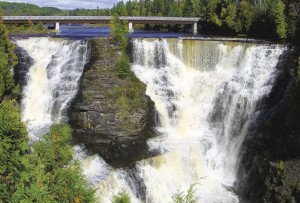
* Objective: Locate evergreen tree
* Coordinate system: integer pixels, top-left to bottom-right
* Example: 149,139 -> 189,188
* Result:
0,99 -> 29,201
221,3 -> 238,32
238,0 -> 255,33
115,1 -> 127,16
287,1 -> 300,43
270,0 -> 288,39
206,0 -> 222,27
0,20 -> 17,98
183,0 -> 195,17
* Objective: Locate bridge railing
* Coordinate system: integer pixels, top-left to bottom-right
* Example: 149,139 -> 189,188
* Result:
2,16 -> 200,22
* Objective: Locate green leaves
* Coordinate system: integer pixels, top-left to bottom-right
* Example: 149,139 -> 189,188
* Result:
112,191 -> 131,203
116,56 -> 131,79
270,0 -> 287,39
0,99 -> 28,201
110,13 -> 128,52
0,107 -> 95,202
0,21 -> 18,99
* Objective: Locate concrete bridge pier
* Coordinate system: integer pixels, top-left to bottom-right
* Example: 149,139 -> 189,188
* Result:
193,22 -> 198,34
128,22 -> 134,33
55,22 -> 60,31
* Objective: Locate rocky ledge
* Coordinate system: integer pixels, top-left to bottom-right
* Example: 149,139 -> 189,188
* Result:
237,47 -> 300,202
70,38 -> 155,167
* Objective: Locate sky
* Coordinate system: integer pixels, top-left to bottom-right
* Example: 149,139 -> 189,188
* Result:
0,0 -> 122,9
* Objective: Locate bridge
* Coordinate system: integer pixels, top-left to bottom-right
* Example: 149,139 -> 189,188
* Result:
1,16 -> 201,34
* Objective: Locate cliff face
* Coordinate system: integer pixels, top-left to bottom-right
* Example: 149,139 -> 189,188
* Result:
70,38 -> 155,167
14,46 -> 33,90
237,47 -> 300,202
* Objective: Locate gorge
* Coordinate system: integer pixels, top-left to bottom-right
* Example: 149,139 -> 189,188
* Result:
13,36 -> 299,203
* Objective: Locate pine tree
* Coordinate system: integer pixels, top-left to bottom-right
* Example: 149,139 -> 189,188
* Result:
270,0 -> 287,39
238,0 -> 255,33
183,0 -> 195,17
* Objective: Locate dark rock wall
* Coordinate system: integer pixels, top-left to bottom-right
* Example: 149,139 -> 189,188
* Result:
237,46 -> 300,202
70,38 -> 155,168
14,46 -> 33,90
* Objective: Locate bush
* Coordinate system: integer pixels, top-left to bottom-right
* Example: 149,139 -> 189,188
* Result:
116,56 -> 131,79
0,99 -> 29,201
12,124 -> 95,203
173,183 -> 198,203
112,191 -> 131,203
0,21 -> 18,99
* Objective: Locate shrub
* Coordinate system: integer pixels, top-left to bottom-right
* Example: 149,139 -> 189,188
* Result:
173,183 -> 199,203
112,191 -> 131,203
110,13 -> 128,52
13,124 -> 95,203
0,99 -> 29,201
116,56 -> 131,79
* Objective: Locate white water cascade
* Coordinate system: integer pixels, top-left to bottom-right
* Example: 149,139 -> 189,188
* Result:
16,37 -> 286,203
127,39 -> 285,202
15,37 -> 89,140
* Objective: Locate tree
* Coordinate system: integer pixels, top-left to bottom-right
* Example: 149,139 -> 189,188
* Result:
238,0 -> 255,33
206,0 -> 222,27
270,0 -> 287,39
115,1 -> 127,16
183,0 -> 195,17
0,20 -> 17,98
0,99 -> 29,201
287,1 -> 300,43
11,125 -> 95,203
110,13 -> 128,51
221,3 -> 238,32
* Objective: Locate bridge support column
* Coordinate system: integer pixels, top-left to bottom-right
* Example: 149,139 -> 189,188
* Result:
128,22 -> 134,33
193,22 -> 198,34
55,22 -> 60,31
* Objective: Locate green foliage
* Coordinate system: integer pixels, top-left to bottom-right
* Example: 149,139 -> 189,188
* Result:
206,0 -> 222,27
0,99 -> 29,201
238,0 -> 255,33
112,191 -> 131,203
110,13 -> 128,52
173,183 -> 198,203
1,0 -> 300,43
0,20 -> 18,98
0,1 -> 110,16
275,161 -> 285,172
11,124 -> 95,203
0,11 -> 94,203
221,3 -> 237,32
287,1 -> 300,44
270,0 -> 287,39
183,0 -> 195,17
33,124 -> 73,171
116,56 -> 131,79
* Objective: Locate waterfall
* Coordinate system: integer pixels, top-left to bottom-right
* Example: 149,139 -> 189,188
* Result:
16,37 -> 286,203
15,37 -> 89,140
125,38 -> 285,202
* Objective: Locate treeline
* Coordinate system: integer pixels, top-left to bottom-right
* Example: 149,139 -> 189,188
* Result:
112,0 -> 300,44
0,20 -> 95,202
0,1 -> 62,16
0,1 -> 110,16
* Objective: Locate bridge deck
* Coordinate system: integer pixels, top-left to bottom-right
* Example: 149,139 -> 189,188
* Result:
1,16 -> 201,25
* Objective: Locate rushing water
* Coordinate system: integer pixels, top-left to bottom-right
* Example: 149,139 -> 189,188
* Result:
15,37 -> 89,140
16,37 -> 286,202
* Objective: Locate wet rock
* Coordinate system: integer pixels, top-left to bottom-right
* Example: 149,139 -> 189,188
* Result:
237,46 -> 300,202
70,38 -> 155,167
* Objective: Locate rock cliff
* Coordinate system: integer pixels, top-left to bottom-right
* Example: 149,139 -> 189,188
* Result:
237,46 -> 300,202
70,38 -> 155,167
